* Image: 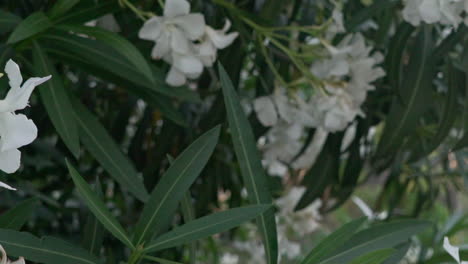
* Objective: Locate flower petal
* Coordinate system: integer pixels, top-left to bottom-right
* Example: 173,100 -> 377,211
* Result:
205,22 -> 239,49
0,113 -> 38,152
254,96 -> 278,126
138,16 -> 164,41
444,237 -> 462,263
170,27 -> 192,54
172,53 -> 203,76
164,0 -> 190,18
166,66 -> 187,86
1,76 -> 51,112
5,59 -> 23,89
151,32 -> 171,59
172,14 -> 206,40
0,148 -> 21,174
11,257 -> 26,264
0,180 -> 16,191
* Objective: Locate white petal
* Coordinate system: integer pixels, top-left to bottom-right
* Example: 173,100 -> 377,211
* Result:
0,113 -> 38,152
205,24 -> 239,49
172,53 -> 203,76
1,76 -> 51,112
419,0 -> 441,24
0,181 -> 16,191
166,66 -> 187,86
253,96 -> 278,126
138,16 -> 164,41
151,32 -> 171,59
11,257 -> 26,264
5,59 -> 23,89
1,244 -> 8,262
172,14 -> 206,40
196,40 -> 217,67
170,27 -> 192,54
444,237 -> 462,263
164,0 -> 190,18
0,148 -> 21,174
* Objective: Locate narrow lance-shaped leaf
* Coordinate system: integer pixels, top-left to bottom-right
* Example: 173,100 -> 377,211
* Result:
70,94 -> 149,202
300,218 -> 367,264
48,0 -> 80,19
0,198 -> 39,230
57,25 -> 155,85
0,229 -> 100,264
318,220 -> 431,264
7,12 -> 52,44
82,180 -> 106,255
377,26 -> 435,157
348,249 -> 395,264
32,41 -> 80,158
67,161 -> 135,249
144,205 -> 271,253
0,11 -> 21,34
218,63 -> 278,264
133,126 -> 220,246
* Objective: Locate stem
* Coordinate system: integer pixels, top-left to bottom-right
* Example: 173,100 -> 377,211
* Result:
127,245 -> 144,264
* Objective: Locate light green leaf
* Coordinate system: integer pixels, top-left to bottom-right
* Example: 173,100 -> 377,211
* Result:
300,218 -> 367,264
318,220 -> 431,264
144,205 -> 271,253
0,198 -> 39,230
133,126 -> 220,246
218,63 -> 278,264
67,161 -> 134,249
70,94 -> 149,202
7,12 -> 51,44
32,41 -> 80,158
0,229 -> 99,264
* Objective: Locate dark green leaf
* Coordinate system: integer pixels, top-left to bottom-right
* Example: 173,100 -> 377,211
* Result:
48,0 -> 80,19
0,198 -> 39,230
133,126 -> 220,246
67,161 -> 134,249
81,180 -> 106,255
0,11 -> 21,34
32,41 -> 80,158
144,205 -> 271,253
0,229 -> 99,264
7,12 -> 51,44
219,63 -> 278,264
70,94 -> 149,202
300,218 -> 367,264
382,243 -> 411,264
54,1 -> 119,24
348,249 -> 395,264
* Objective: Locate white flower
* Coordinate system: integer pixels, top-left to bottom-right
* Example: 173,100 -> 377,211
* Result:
138,0 -> 205,86
197,20 -> 239,67
443,237 -> 468,264
0,244 -> 26,264
0,60 -> 51,189
402,0 -> 463,27
85,14 -> 121,32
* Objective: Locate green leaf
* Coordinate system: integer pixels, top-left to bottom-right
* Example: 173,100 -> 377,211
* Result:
133,126 -> 220,246
0,11 -> 21,34
218,63 -> 278,264
67,161 -> 134,249
348,249 -> 395,264
81,180 -> 106,255
453,133 -> 468,151
57,25 -> 155,85
180,193 -> 197,263
300,218 -> 367,264
377,26 -> 435,157
7,12 -> 52,44
70,94 -> 149,202
318,220 -> 431,264
143,256 -> 184,264
48,0 -> 80,19
32,41 -> 80,158
0,198 -> 39,230
347,0 -> 398,31
54,1 -> 119,24
382,243 -> 411,264
0,229 -> 99,264
144,205 -> 271,253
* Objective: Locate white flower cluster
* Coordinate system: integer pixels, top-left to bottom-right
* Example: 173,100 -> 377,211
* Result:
253,11 -> 384,174
219,187 -> 322,264
138,0 -> 238,86
0,60 -> 50,190
0,244 -> 25,264
402,0 -> 468,27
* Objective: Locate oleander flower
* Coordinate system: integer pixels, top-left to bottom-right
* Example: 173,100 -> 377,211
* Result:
444,237 -> 468,264
402,0 -> 463,27
197,20 -> 239,67
0,59 -> 51,189
0,244 -> 25,264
